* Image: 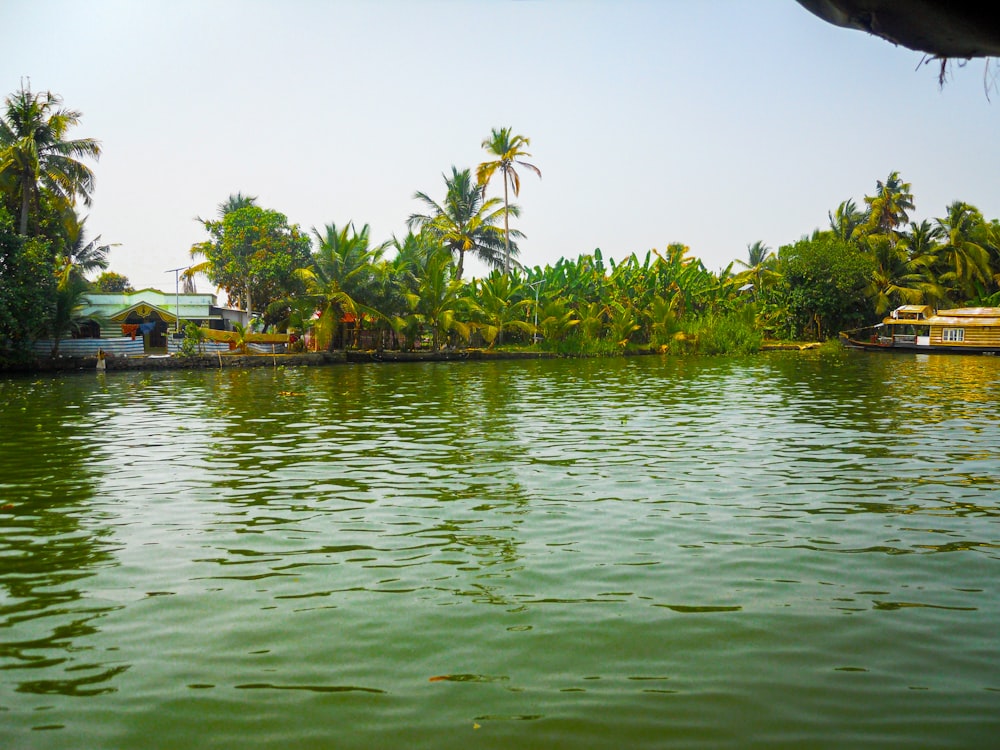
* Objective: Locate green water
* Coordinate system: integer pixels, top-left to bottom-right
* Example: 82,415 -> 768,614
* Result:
1,352 -> 998,749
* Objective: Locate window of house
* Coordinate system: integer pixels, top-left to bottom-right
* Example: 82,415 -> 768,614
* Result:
942,328 -> 965,342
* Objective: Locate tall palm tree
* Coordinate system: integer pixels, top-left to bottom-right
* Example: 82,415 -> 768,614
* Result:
408,167 -> 514,280
855,171 -> 915,244
216,192 -> 257,216
829,199 -> 866,243
0,83 -> 101,235
476,127 -> 541,274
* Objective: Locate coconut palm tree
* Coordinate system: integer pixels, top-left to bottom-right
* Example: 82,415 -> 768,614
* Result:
0,83 -> 101,235
606,301 -> 640,348
734,241 -> 778,302
646,293 -> 683,346
48,261 -> 92,356
188,192 -> 259,302
403,246 -> 469,350
408,167 -> 513,280
297,221 -> 387,350
61,211 -> 113,278
476,127 -> 541,274
467,271 -> 534,347
829,199 -> 866,243
900,219 -> 944,262
855,171 -> 915,244
535,296 -> 579,344
934,201 -> 993,303
861,234 -> 940,315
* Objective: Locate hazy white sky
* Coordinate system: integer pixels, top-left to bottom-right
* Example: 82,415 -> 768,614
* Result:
4,0 -> 999,295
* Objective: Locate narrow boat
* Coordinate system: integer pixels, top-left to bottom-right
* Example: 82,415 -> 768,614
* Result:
840,305 -> 1000,354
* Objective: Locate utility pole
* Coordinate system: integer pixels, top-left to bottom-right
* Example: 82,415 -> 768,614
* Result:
165,266 -> 190,333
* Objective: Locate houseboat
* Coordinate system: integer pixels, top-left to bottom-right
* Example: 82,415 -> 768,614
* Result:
841,305 -> 1000,354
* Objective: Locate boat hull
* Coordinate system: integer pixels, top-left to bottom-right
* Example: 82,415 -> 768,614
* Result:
840,336 -> 1000,355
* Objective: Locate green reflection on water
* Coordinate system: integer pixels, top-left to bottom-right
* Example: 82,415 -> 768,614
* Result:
2,353 -> 1000,748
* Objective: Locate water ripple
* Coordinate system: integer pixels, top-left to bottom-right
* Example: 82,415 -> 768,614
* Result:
2,356 -> 1000,748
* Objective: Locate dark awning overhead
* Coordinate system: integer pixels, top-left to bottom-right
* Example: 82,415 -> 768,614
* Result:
796,1 -> 1000,58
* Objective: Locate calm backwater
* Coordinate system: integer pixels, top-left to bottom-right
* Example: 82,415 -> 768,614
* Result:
2,351 -> 999,749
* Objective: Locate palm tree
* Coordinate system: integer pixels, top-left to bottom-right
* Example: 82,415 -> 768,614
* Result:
535,296 -> 579,343
48,261 -> 92,356
404,246 -> 469,350
861,234 -> 939,315
0,83 -> 101,235
739,241 -> 771,270
467,271 -> 534,347
646,294 -> 683,346
855,171 -> 915,244
606,301 -> 640,348
297,222 -> 387,350
829,199 -> 866,243
934,201 -> 993,303
408,167 -> 513,280
901,219 -> 943,262
476,127 -> 541,274
230,321 -> 252,354
216,192 -> 257,216
61,211 -> 113,278
734,241 -> 778,301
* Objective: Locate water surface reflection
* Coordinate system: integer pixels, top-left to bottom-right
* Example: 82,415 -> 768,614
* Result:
1,352 -> 999,748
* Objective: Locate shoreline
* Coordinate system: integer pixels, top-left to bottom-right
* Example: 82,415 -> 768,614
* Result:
1,341 -> 822,375
0,348 -> 563,374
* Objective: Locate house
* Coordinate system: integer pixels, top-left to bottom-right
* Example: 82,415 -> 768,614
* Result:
80,289 -> 247,345
34,288 -> 249,357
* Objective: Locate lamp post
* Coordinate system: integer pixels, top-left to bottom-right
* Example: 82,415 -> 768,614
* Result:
165,266 -> 190,334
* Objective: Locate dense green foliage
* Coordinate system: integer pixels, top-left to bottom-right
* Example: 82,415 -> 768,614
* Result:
191,201 -> 311,320
0,84 -> 114,359
778,234 -> 875,339
5,84 -> 1000,361
0,207 -> 54,355
93,270 -> 133,293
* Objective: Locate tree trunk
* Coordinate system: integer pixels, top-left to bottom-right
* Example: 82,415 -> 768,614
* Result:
503,175 -> 511,275
19,187 -> 31,235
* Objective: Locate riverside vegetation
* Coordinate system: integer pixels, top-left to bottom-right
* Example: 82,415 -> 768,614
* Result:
5,83 -> 1000,366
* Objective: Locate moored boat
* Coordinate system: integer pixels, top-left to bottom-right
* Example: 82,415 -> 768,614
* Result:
840,305 -> 1000,354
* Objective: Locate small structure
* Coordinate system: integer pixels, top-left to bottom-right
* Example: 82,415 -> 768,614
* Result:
34,288 -> 249,357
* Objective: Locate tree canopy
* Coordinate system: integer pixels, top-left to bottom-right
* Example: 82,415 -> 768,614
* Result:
191,202 -> 311,317
0,82 -> 101,236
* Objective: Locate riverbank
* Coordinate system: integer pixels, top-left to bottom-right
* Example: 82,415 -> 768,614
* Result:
0,348 -> 564,374
1,341 -> 823,374
0,342 -> 821,374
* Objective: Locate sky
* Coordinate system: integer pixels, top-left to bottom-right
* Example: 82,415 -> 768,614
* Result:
4,0 -> 999,298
